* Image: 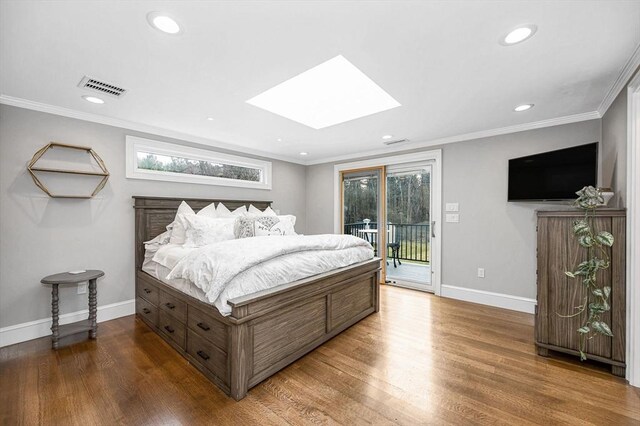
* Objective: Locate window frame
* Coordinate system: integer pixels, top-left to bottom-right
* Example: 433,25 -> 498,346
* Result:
125,136 -> 272,190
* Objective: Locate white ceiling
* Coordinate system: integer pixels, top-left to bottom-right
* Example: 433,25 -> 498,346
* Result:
1,1 -> 639,165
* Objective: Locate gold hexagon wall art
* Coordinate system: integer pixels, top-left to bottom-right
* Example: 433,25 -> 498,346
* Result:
27,142 -> 110,198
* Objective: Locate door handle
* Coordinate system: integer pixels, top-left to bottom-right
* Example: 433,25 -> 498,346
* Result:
431,221 -> 436,238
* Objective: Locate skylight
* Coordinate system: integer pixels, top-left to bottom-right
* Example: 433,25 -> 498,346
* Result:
246,55 -> 401,129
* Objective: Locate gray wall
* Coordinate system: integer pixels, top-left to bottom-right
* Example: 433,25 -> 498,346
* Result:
0,104 -> 307,328
306,120 -> 602,299
601,69 -> 640,208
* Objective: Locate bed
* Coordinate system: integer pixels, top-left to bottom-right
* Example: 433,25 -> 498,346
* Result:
133,196 -> 381,400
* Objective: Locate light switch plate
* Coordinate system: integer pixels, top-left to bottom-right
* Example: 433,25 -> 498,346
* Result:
445,213 -> 459,223
445,203 -> 459,212
477,268 -> 485,278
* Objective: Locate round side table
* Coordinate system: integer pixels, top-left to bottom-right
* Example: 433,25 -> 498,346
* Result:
41,270 -> 104,349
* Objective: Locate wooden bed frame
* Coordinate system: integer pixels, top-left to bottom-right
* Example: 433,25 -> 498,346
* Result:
134,196 -> 381,400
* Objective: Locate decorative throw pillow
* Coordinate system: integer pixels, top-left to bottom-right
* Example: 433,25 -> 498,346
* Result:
168,201 -> 196,245
180,214 -> 236,247
234,215 -> 297,238
254,216 -> 296,236
247,204 -> 278,217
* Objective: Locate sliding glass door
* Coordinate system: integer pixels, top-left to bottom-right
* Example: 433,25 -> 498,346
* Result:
341,168 -> 385,264
336,150 -> 441,294
385,162 -> 433,291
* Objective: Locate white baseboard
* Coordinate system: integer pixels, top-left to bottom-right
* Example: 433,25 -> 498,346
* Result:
441,284 -> 536,314
0,299 -> 135,348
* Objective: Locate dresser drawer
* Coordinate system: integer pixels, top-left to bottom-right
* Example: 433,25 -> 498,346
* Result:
158,311 -> 186,349
159,291 -> 187,323
137,278 -> 159,306
136,297 -> 158,327
187,329 -> 228,384
188,306 -> 228,353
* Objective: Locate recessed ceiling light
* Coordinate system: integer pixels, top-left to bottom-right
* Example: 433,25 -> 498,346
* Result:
514,104 -> 534,112
147,12 -> 181,35
382,135 -> 393,140
501,24 -> 537,45
246,55 -> 401,129
82,95 -> 104,104
207,117 -> 214,121
277,138 -> 282,142
299,152 -> 308,156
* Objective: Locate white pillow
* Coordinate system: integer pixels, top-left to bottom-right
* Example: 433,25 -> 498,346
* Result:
197,202 -> 218,218
216,203 -> 247,218
168,201 -> 196,245
263,206 -> 278,217
180,214 -> 236,247
247,204 -> 277,217
278,214 -> 297,229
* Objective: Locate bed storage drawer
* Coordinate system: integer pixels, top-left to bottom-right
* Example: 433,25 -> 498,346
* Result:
329,277 -> 375,332
137,277 -> 159,306
136,297 -> 158,327
188,306 -> 228,352
187,330 -> 228,384
158,311 -> 186,349
159,291 -> 187,322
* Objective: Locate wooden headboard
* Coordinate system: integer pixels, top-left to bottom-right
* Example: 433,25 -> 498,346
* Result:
133,196 -> 272,269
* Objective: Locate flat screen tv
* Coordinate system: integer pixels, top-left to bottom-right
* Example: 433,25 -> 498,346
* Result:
508,142 -> 598,201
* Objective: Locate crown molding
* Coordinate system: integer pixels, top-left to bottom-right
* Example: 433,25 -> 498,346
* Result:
0,95 -> 601,167
0,95 -> 306,165
598,43 -> 640,117
305,110 -> 601,165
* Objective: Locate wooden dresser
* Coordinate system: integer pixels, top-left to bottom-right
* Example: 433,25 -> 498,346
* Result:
535,209 -> 626,376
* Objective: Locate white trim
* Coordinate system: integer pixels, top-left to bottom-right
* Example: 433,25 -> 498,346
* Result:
441,284 -> 537,314
307,111 -> 601,165
333,150 -> 442,296
599,43 -> 640,116
626,70 -> 640,387
0,95 -> 305,165
0,299 -> 135,348
1,94 -> 601,167
125,136 -> 272,190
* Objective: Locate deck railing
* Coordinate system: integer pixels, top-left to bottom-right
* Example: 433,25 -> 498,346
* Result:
344,222 -> 430,263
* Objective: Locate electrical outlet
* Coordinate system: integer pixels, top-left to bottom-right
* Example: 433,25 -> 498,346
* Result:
477,268 -> 485,278
445,213 -> 459,223
77,283 -> 87,294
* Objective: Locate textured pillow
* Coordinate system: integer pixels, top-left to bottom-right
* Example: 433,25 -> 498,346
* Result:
216,203 -> 247,218
254,216 -> 296,237
180,214 -> 236,247
168,201 -> 196,245
234,215 -> 296,238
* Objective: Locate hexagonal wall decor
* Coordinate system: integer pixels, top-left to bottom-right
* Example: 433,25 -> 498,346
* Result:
27,142 -> 110,198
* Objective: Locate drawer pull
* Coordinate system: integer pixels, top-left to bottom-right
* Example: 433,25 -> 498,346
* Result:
164,325 -> 175,334
165,302 -> 176,310
197,322 -> 210,331
142,308 -> 151,314
197,350 -> 210,361
143,288 -> 152,294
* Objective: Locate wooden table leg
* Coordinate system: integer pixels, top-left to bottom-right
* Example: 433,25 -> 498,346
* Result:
51,284 -> 59,349
88,278 -> 97,339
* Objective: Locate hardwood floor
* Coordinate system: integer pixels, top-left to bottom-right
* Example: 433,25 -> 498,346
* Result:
1,285 -> 639,425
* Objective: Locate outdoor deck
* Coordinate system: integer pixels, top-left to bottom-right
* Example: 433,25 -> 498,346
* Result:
386,261 -> 431,284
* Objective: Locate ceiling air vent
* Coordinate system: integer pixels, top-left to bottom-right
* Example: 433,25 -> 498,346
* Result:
383,138 -> 410,146
78,76 -> 127,98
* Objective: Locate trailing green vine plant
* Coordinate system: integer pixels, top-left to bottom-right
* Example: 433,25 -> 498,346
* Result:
562,186 -> 615,361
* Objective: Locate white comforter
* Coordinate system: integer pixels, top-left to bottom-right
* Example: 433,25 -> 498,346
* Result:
166,234 -> 374,314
